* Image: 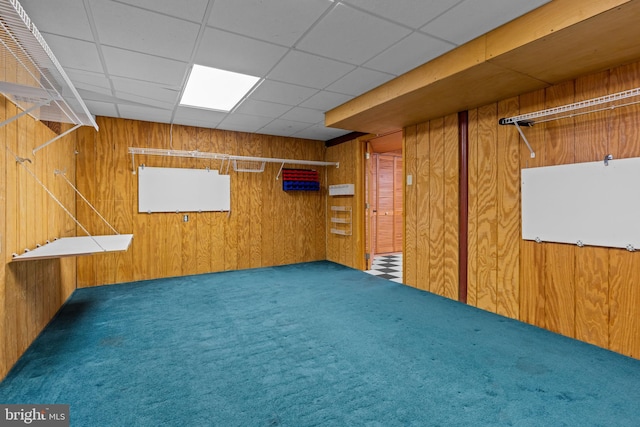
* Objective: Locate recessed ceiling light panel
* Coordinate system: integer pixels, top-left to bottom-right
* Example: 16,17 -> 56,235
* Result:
180,65 -> 260,112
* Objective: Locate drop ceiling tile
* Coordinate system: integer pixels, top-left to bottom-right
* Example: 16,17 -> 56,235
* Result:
90,0 -> 200,61
102,46 -> 188,86
66,70 -> 112,92
342,0 -> 461,29
258,119 -> 311,137
118,105 -> 173,123
208,0 -> 334,46
218,113 -> 275,134
77,89 -> 119,104
296,3 -> 412,65
78,88 -> 116,105
174,106 -> 226,128
234,99 -> 292,119
326,67 -> 395,96
195,28 -> 288,76
421,0 -> 551,45
111,78 -> 180,105
115,0 -> 209,22
293,124 -> 350,140
279,107 -> 324,124
76,85 -> 113,101
173,117 -> 223,130
116,92 -> 174,110
250,80 -> 318,106
299,91 -> 351,111
268,50 -> 355,90
84,100 -> 119,118
20,0 -> 94,41
38,33 -> 104,74
364,32 -> 455,76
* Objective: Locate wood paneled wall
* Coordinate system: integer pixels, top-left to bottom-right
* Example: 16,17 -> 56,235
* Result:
405,60 -> 640,358
75,117 -> 328,286
1,96 -> 78,380
404,114 -> 459,299
326,137 -> 365,270
466,62 -> 640,358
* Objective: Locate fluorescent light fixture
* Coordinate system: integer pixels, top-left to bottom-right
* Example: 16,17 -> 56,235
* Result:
180,65 -> 260,112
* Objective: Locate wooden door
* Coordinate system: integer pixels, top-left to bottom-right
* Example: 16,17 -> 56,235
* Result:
393,155 -> 403,251
375,153 -> 402,254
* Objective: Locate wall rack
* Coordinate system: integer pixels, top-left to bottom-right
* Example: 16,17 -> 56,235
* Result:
8,150 -> 133,261
330,206 -> 352,236
0,0 -> 98,137
128,147 -> 339,179
498,87 -> 640,159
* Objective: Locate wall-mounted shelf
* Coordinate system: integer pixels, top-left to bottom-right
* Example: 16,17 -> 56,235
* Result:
12,235 -> 134,261
128,147 -> 339,179
330,205 -> 352,236
499,87 -> 640,159
0,0 -> 97,130
7,156 -> 133,262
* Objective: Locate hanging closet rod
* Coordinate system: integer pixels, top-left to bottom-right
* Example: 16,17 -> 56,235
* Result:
499,87 -> 640,126
128,147 -> 339,171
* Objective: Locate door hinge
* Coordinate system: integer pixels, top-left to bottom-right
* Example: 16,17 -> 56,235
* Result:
365,253 -> 370,260
365,203 -> 370,209
365,152 -> 370,159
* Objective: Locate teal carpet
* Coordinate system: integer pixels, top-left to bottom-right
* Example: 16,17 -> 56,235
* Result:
2,261 -> 639,426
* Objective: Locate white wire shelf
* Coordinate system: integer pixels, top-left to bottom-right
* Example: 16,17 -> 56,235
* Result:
0,0 -> 97,129
128,147 -> 339,177
498,87 -> 640,158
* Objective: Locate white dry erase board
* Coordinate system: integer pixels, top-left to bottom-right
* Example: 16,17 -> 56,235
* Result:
521,157 -> 640,250
138,166 -> 230,213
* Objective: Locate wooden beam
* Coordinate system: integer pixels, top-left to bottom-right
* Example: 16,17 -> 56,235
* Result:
325,131 -> 367,147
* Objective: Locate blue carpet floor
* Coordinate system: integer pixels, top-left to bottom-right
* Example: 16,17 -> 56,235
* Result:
2,261 -> 640,426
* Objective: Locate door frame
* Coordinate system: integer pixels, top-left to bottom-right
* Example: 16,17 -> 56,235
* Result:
363,131 -> 404,269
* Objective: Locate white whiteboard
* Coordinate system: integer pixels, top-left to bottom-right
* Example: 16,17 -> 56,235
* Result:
521,157 -> 640,250
138,166 -> 230,213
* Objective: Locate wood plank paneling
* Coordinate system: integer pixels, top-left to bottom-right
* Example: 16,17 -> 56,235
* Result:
326,137 -> 364,270
442,114 -> 459,300
404,115 -> 459,299
428,118 -> 445,296
462,60 -> 640,358
608,62 -> 640,358
475,104 -> 499,311
75,118 -> 328,286
496,97 -> 520,319
543,81 -> 576,338
518,89 -> 546,329
2,94 -> 77,380
403,126 -> 418,287
414,123 -> 430,290
0,97 -> 6,377
467,109 -> 478,306
573,72 -> 610,348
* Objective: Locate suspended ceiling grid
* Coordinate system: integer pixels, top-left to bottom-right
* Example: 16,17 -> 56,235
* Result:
16,0 -> 549,141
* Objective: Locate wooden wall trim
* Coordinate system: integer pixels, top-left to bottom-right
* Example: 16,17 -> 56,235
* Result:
458,111 -> 469,304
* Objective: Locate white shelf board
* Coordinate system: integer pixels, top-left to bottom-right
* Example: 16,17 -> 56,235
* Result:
12,234 -> 134,261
